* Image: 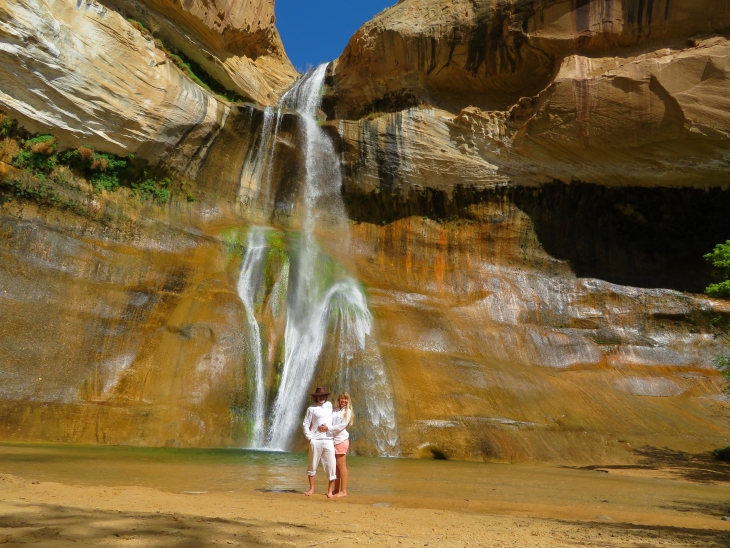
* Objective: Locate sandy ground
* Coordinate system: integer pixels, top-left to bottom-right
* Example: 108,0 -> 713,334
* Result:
0,473 -> 729,547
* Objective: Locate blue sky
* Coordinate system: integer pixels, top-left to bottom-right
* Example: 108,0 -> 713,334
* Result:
275,1 -> 396,72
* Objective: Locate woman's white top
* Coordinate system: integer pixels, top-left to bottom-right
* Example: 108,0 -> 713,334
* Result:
302,401 -> 332,441
329,407 -> 351,445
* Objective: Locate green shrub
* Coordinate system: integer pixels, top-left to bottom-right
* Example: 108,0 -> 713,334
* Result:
0,114 -> 16,137
712,446 -> 730,462
705,241 -> 730,299
26,134 -> 56,153
1,112 -> 183,205
131,177 -> 170,205
60,146 -> 131,192
12,135 -> 58,175
90,171 -> 121,192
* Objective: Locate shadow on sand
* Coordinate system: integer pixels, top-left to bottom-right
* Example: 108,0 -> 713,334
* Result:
0,500 -> 323,547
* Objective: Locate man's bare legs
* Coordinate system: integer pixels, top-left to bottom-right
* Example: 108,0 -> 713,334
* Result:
305,475 -> 315,496
334,454 -> 348,497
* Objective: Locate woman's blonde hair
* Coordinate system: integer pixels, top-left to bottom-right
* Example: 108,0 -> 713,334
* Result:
336,392 -> 354,426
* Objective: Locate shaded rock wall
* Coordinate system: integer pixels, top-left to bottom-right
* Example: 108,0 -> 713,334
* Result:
343,181 -> 730,293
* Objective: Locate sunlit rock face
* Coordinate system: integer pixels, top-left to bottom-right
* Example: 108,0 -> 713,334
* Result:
0,0 -> 296,162
328,1 -> 730,189
317,0 -> 730,460
106,0 -> 298,105
330,107 -> 730,461
0,0 -> 228,160
330,0 -> 730,118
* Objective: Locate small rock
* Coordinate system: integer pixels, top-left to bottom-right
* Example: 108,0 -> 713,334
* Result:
722,516 -> 730,522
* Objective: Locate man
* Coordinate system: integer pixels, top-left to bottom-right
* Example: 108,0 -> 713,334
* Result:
302,386 -> 336,497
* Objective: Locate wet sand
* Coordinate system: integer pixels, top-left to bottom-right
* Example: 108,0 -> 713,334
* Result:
0,444 -> 728,546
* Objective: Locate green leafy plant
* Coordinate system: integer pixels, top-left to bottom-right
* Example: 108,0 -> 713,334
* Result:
705,240 -> 730,299
2,178 -> 83,214
0,114 -> 15,137
222,228 -> 247,257
131,177 -> 170,205
12,135 -> 58,175
61,146 -> 131,192
705,244 -> 730,393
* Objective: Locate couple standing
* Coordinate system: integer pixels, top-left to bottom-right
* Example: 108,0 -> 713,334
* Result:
302,386 -> 353,498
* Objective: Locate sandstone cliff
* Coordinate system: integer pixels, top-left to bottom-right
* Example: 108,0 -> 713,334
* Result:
106,0 -> 297,105
0,0 -> 225,160
0,0 -> 728,463
331,0 -> 730,118
0,0 -> 296,164
327,1 -> 730,191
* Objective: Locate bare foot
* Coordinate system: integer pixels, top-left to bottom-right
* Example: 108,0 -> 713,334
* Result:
304,489 -> 314,497
326,492 -> 335,499
335,492 -> 348,498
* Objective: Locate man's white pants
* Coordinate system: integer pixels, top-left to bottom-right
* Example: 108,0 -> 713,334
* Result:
307,439 -> 337,481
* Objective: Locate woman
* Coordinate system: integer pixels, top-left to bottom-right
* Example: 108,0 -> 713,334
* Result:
321,392 -> 354,497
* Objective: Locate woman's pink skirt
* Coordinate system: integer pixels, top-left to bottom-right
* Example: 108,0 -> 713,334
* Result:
334,439 -> 349,455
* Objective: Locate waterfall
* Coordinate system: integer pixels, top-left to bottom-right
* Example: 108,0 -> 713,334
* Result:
238,64 -> 398,454
236,227 -> 269,447
265,64 -> 348,449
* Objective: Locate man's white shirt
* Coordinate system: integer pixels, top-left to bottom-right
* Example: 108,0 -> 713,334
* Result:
302,401 -> 333,441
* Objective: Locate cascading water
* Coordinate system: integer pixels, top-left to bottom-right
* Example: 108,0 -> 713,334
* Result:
237,64 -> 398,455
236,227 -> 269,447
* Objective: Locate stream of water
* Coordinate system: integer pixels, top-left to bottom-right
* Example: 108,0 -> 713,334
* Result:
235,65 -> 398,455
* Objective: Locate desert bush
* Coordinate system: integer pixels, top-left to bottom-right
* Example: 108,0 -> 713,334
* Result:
13,135 -> 58,175
0,114 -> 15,137
131,177 -> 170,204
28,135 -> 56,155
